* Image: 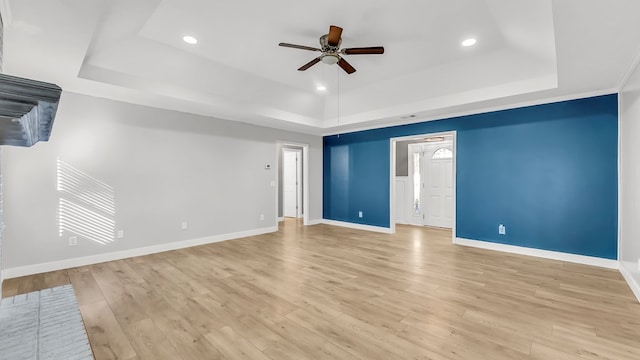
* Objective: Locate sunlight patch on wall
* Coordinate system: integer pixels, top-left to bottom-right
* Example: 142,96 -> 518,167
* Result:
57,158 -> 116,245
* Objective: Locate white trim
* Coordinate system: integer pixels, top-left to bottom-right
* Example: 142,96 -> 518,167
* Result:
618,52 -> 640,305
307,219 -> 323,225
322,89 -> 617,137
390,131 -> 457,243
2,226 -> 277,279
282,148 -> 303,218
322,219 -> 393,234
303,145 -> 310,225
0,0 -> 12,27
278,217 -> 285,222
389,139 -> 397,234
618,44 -> 640,90
276,141 -> 310,226
618,93 -> 622,264
619,261 -> 640,303
454,237 -> 619,269
451,133 -> 457,243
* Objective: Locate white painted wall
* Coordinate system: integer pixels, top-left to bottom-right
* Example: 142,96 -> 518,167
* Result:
1,92 -> 322,275
620,57 -> 640,301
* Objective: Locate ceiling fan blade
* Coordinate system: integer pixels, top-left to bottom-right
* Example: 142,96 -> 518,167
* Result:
337,58 -> 356,74
298,57 -> 322,71
342,46 -> 385,55
279,43 -> 321,52
327,25 -> 343,47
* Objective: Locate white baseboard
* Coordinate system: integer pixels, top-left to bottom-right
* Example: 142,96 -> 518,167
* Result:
619,261 -> 640,303
322,219 -> 393,234
278,217 -> 285,222
454,237 -> 619,269
306,219 -> 323,226
2,226 -> 278,279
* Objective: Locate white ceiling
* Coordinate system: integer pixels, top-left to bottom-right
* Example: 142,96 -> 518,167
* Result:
3,0 -> 640,135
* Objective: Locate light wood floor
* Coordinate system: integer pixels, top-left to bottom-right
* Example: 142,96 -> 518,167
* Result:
3,219 -> 640,359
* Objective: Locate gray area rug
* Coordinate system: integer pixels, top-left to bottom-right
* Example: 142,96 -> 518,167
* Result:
0,285 -> 93,359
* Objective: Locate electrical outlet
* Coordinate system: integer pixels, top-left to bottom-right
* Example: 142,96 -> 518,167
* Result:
181,221 -> 188,230
358,211 -> 363,218
498,224 -> 506,235
68,236 -> 78,246
260,214 -> 265,221
117,230 -> 124,239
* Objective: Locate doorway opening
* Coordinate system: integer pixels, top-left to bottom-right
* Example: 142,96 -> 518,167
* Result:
390,131 -> 456,242
276,142 -> 310,226
283,148 -> 302,219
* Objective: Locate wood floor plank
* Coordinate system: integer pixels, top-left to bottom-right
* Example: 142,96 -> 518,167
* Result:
3,219 -> 640,360
17,273 -> 46,294
285,308 -> 403,360
124,318 -> 184,360
69,269 -> 106,306
43,269 -> 71,288
1,277 -> 20,297
204,326 -> 271,360
80,300 -> 137,360
150,305 -> 227,360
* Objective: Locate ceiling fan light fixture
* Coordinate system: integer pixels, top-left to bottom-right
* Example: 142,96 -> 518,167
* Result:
321,54 -> 340,65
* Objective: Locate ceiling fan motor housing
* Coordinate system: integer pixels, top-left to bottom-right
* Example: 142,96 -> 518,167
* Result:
319,34 -> 342,53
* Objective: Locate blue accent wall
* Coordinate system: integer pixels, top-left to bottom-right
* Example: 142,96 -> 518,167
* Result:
323,94 -> 618,259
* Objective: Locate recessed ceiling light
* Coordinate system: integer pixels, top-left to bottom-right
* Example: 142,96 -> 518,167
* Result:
461,38 -> 477,47
316,84 -> 327,91
183,35 -> 198,45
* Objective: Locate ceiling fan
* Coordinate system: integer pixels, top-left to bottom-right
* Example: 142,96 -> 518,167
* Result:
279,25 -> 384,74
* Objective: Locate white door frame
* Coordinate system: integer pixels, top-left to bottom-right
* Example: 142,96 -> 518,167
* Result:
389,131 -> 457,243
283,148 -> 303,218
276,141 -> 310,226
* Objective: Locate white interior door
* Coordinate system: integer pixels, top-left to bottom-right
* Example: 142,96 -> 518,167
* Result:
283,149 -> 301,218
424,147 -> 453,228
408,141 -> 454,228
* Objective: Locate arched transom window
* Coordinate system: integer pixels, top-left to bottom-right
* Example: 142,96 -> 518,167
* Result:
432,148 -> 453,159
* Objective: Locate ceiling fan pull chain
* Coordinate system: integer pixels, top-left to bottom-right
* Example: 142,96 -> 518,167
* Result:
337,69 -> 340,137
